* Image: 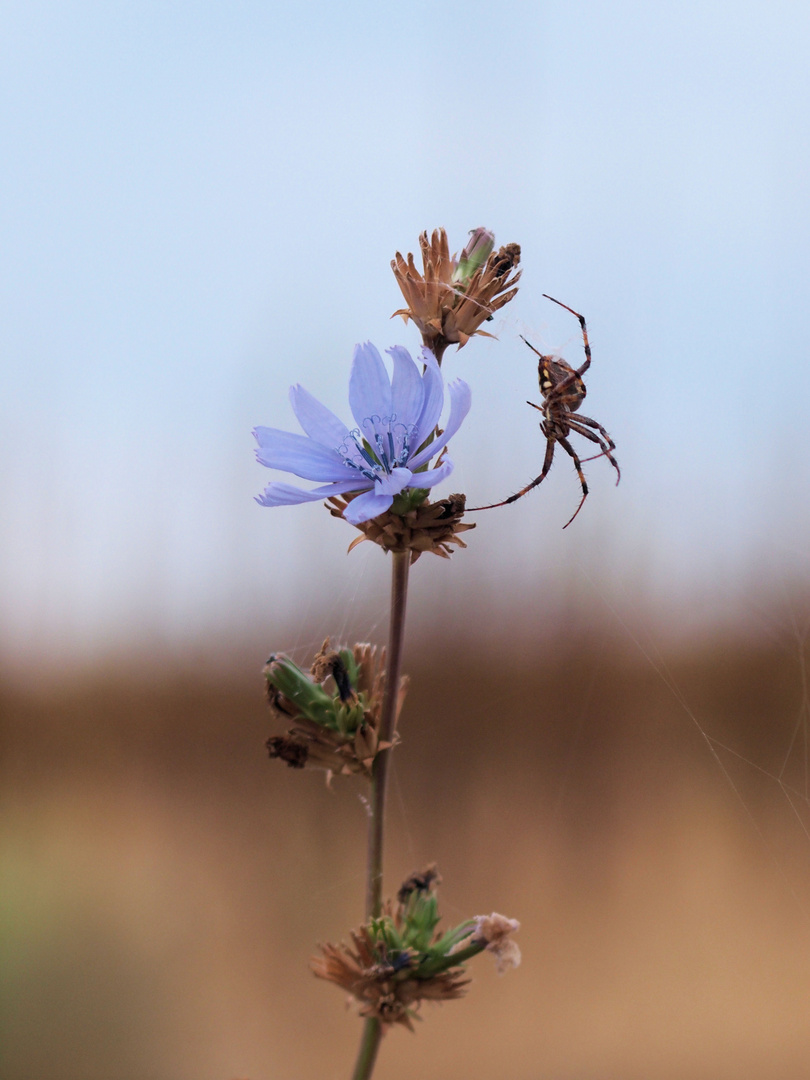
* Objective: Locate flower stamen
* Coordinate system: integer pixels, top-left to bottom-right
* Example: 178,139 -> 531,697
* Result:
339,417 -> 417,482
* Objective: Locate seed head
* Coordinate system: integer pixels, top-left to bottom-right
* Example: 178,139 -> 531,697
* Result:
392,228 -> 521,362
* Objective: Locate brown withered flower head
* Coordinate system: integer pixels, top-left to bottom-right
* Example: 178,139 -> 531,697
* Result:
392,227 -> 521,362
311,924 -> 470,1033
326,492 -> 474,564
312,867 -> 521,1030
265,640 -> 408,780
311,866 -> 472,1032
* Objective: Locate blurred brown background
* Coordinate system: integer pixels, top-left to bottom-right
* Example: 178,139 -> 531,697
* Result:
4,597 -> 810,1080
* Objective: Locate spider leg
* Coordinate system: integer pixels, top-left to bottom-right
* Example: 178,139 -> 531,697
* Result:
572,413 -> 615,445
556,435 -> 589,528
468,433 -> 557,512
565,423 -> 606,452
579,445 -> 619,471
542,294 -> 591,377
579,444 -> 620,482
519,335 -> 544,360
567,415 -> 621,483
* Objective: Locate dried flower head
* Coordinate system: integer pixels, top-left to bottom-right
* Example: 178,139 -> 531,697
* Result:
313,869 -> 520,1029
327,492 -> 475,563
312,867 -> 471,1031
392,228 -> 521,361
311,924 -> 470,1032
265,640 -> 408,779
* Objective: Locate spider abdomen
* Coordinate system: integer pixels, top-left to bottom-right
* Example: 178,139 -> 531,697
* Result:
538,357 -> 587,411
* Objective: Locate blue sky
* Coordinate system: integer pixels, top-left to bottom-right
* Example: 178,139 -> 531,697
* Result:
2,0 -> 809,669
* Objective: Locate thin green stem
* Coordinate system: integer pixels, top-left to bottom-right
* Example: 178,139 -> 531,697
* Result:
351,1018 -> 382,1080
351,548 -> 410,1080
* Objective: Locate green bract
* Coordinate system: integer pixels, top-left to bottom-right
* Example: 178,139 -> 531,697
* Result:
265,651 -> 367,736
366,889 -> 483,982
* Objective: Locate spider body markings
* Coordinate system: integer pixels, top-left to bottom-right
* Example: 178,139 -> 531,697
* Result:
470,294 -> 620,528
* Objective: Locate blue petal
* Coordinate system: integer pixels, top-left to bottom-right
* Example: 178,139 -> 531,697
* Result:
253,426 -> 352,482
412,349 -> 444,446
349,343 -> 392,429
342,489 -> 395,524
256,478 -> 368,507
408,376 -> 471,470
289,385 -> 349,448
410,456 -> 454,489
387,346 -> 424,430
374,466 -> 413,497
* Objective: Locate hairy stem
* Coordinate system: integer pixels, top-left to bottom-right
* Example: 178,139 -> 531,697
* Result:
351,548 -> 410,1080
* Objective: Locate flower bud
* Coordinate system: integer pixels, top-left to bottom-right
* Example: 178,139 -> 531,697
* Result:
264,641 -> 407,779
452,227 -> 495,285
264,654 -> 335,728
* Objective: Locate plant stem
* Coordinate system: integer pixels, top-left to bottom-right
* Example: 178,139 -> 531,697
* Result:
366,548 -> 410,919
351,548 -> 410,1080
351,1018 -> 382,1080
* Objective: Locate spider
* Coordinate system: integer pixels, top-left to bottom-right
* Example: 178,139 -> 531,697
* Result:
470,294 -> 620,528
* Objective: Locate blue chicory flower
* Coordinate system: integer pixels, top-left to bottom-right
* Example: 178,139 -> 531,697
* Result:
254,343 -> 471,526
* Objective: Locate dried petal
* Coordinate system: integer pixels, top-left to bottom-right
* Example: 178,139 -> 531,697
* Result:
472,912 -> 522,974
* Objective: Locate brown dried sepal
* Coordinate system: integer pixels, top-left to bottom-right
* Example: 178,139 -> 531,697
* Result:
326,493 -> 475,564
311,923 -> 470,1033
391,228 -> 521,361
265,643 -> 408,780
